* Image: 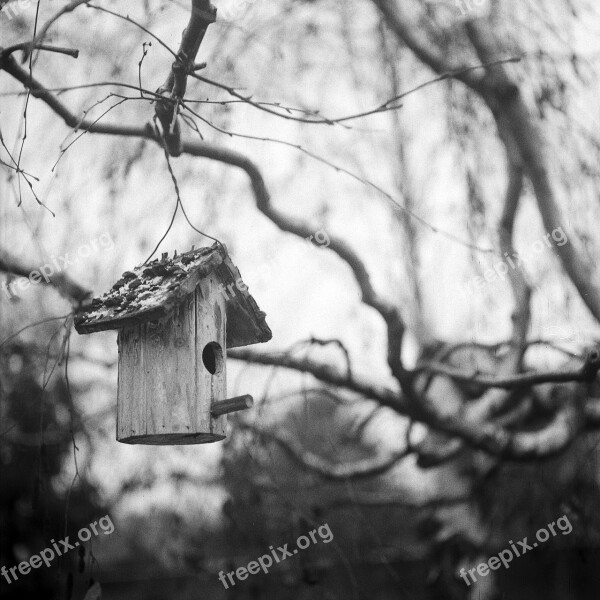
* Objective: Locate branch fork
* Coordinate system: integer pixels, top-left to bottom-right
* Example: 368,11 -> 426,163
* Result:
155,0 -> 216,156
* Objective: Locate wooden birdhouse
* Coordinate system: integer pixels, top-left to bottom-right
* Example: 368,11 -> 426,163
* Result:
74,243 -> 271,445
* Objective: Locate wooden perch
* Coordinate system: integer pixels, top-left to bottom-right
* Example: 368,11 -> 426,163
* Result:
211,394 -> 254,416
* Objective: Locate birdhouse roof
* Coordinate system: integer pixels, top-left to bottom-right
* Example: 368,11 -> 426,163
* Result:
74,243 -> 272,348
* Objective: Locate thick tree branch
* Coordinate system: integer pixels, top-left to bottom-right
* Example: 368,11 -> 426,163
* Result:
372,0 -> 486,91
417,349 -> 600,390
229,348 -> 404,410
584,398 -> 600,426
155,0 -> 217,155
0,248 -> 91,303
322,493 -> 470,509
230,348 -> 599,460
464,19 -> 600,324
499,161 -> 531,357
466,156 -> 531,424
503,400 -> 581,459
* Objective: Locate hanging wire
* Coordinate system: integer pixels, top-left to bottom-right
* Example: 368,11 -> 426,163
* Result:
143,117 -> 224,264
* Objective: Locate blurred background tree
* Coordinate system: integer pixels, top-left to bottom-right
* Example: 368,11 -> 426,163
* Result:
2,0 -> 600,598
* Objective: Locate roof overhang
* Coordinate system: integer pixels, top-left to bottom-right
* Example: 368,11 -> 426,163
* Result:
74,243 -> 272,348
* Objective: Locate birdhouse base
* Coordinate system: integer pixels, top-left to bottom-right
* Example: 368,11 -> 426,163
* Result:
118,432 -> 226,445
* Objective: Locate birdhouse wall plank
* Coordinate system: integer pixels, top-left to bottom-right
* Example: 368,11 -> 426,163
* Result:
117,324 -> 146,440
195,272 -> 227,438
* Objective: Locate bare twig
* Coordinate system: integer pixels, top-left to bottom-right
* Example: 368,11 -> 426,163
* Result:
24,0 -> 89,59
0,314 -> 72,348
190,57 -> 520,126
181,102 -> 494,255
0,43 -> 79,60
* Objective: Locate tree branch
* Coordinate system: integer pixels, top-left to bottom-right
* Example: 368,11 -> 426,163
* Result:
499,161 -> 530,357
417,349 -> 600,390
503,399 -> 581,459
464,19 -> 600,324
229,348 -> 404,410
465,156 -> 531,423
230,347 -> 600,460
0,44 -> 79,60
372,0 -> 486,91
155,0 -> 217,155
0,247 -> 91,303
24,0 -> 90,61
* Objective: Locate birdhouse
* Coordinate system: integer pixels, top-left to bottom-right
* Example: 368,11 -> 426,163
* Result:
74,243 -> 271,445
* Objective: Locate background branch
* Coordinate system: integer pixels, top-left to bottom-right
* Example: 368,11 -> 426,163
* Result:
0,247 -> 91,303
373,1 -> 600,324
